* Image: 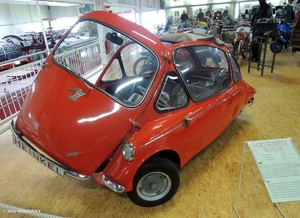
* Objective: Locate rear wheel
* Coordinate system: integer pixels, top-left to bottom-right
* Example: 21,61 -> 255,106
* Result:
127,157 -> 179,207
241,38 -> 250,59
233,42 -> 239,60
270,41 -> 283,53
240,47 -> 249,59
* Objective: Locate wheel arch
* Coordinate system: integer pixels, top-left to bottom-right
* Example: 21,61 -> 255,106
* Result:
139,149 -> 181,171
128,150 -> 181,207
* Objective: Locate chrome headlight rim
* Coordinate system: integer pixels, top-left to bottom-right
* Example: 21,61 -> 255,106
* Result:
122,141 -> 134,161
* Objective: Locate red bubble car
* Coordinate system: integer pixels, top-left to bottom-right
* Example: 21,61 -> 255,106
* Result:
11,11 -> 255,207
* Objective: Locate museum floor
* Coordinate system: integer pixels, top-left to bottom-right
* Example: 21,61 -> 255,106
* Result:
0,48 -> 300,218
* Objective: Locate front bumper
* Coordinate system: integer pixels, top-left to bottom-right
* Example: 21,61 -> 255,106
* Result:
10,120 -> 90,181
248,97 -> 254,106
101,175 -> 125,193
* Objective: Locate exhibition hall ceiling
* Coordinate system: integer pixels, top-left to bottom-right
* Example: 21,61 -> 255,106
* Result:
0,0 -> 93,6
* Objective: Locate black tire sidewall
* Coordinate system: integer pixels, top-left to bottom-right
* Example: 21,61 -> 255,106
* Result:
270,41 -> 283,53
127,158 -> 179,207
233,43 -> 239,60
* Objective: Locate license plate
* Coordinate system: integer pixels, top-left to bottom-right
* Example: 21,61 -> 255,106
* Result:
12,134 -> 66,177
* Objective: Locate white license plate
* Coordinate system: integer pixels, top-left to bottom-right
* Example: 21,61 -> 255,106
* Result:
12,134 -> 66,177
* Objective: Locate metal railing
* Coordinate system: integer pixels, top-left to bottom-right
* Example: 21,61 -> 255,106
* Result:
53,40 -> 103,77
0,52 -> 46,134
0,41 -> 105,134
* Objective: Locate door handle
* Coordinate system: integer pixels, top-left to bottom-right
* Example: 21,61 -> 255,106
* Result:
183,116 -> 191,128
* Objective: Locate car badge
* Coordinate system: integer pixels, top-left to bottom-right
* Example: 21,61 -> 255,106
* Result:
67,88 -> 86,102
66,152 -> 78,157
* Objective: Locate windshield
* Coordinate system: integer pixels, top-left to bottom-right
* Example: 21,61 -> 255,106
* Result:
53,19 -> 158,107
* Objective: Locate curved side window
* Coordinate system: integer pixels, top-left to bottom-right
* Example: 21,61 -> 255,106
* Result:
155,72 -> 188,112
174,45 -> 231,102
229,54 -> 242,83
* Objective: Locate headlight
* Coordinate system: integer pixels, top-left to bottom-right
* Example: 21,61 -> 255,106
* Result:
122,141 -> 134,161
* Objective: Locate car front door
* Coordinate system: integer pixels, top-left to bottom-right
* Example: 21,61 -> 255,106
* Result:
158,45 -> 238,165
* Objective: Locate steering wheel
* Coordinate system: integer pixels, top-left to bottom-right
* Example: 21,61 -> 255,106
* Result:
137,85 -> 147,95
157,100 -> 170,108
156,92 -> 170,108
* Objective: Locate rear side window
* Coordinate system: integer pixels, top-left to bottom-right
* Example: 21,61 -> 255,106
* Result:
229,54 -> 242,83
174,45 -> 231,102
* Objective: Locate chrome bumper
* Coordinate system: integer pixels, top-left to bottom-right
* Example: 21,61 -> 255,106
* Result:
102,175 -> 125,193
10,120 -> 90,181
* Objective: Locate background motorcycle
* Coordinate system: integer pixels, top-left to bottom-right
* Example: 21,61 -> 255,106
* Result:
270,19 -> 293,53
232,26 -> 251,60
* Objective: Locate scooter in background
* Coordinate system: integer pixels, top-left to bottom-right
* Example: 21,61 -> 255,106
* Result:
270,19 -> 294,53
232,25 -> 251,60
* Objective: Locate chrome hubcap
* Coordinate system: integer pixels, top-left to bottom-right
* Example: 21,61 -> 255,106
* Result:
137,172 -> 171,201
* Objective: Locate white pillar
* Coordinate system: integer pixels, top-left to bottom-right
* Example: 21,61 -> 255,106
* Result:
94,0 -> 109,63
94,0 -> 104,10
35,0 -> 50,54
139,0 -> 142,26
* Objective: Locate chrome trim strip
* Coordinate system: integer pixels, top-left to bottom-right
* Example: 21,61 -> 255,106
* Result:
10,120 -> 90,181
189,89 -> 241,121
101,175 -> 125,193
140,123 -> 183,148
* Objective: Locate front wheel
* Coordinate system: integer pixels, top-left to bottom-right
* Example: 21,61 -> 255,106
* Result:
127,158 -> 179,207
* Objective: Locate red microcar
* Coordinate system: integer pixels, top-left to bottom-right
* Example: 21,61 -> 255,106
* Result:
11,11 -> 255,207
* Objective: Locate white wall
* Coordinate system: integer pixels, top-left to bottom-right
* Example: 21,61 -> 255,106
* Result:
48,6 -> 80,18
0,3 -> 79,39
0,4 -> 47,38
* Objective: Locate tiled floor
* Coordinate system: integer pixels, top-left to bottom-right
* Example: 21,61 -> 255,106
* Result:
0,48 -> 300,218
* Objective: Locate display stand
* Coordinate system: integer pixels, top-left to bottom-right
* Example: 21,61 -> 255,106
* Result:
232,138 -> 300,217
248,34 -> 276,76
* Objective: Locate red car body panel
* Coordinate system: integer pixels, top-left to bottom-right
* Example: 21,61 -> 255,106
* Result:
11,11 -> 255,205
16,61 -> 147,175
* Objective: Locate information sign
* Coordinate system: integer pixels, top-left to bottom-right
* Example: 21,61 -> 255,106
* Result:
247,138 -> 300,203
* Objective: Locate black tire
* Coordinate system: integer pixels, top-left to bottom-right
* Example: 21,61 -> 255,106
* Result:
241,48 -> 248,59
241,38 -> 250,59
233,42 -> 239,60
133,56 -> 148,75
270,41 -> 283,53
127,157 -> 179,207
241,52 -> 247,59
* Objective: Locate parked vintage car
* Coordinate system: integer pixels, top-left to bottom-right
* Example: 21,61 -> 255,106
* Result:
10,11 -> 256,207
